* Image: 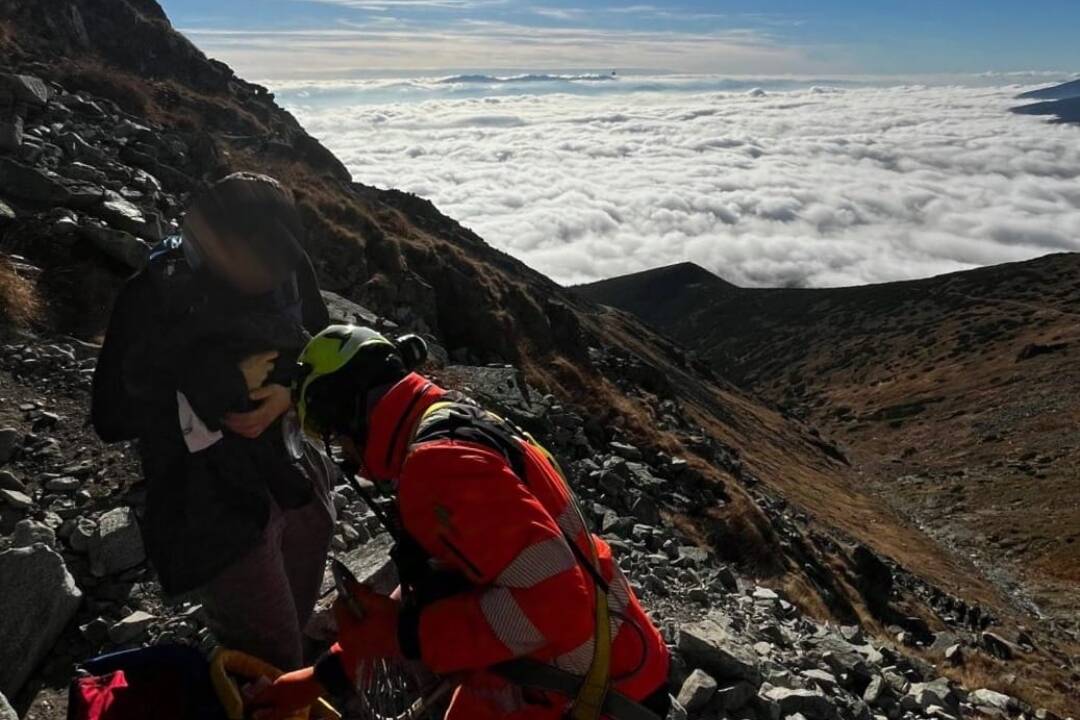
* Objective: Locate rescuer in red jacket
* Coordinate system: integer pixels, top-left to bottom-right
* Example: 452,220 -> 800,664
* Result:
252,325 -> 671,720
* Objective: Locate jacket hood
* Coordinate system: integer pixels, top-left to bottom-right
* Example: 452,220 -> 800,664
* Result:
362,372 -> 447,481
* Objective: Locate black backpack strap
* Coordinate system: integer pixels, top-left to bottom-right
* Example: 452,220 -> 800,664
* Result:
411,401 -> 529,481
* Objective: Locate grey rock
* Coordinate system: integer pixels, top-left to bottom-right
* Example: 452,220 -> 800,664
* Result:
94,193 -> 164,241
608,441 -> 642,461
863,675 -> 886,706
0,198 -> 14,224
676,545 -> 709,567
676,669 -> 717,712
45,476 -> 80,493
715,681 -> 757,711
944,644 -> 963,664
13,519 -> 56,548
929,631 -> 958,655
802,669 -> 839,691
840,625 -> 864,644
108,610 -> 155,645
629,495 -> 661,525
0,545 -> 83,697
0,470 -> 24,492
0,116 -> 22,153
968,689 -> 1019,714
0,691 -> 15,720
981,631 -> 1017,660
815,636 -> 877,683
68,517 -> 97,553
753,587 -> 780,604
0,157 -> 70,204
678,612 -> 762,685
89,506 -> 146,577
0,73 -> 51,106
79,221 -> 151,269
762,686 -> 837,720
0,487 -> 32,510
905,678 -> 956,712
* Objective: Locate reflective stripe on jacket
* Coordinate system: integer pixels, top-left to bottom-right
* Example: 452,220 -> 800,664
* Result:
357,373 -> 670,719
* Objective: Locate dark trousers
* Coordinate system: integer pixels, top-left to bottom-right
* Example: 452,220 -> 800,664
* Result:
198,493 -> 334,670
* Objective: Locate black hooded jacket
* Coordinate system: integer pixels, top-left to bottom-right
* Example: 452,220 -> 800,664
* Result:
92,237 -> 332,594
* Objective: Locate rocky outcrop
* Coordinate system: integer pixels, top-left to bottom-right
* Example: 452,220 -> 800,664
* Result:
0,543 -> 82,697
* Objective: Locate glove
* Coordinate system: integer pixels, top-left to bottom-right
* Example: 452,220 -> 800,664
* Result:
250,666 -> 324,720
238,351 -> 279,391
334,585 -> 403,679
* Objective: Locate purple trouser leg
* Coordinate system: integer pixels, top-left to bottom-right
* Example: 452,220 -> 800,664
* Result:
198,450 -> 337,670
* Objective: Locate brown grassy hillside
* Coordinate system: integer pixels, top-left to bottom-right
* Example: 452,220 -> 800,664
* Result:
3,0 -> 1076,711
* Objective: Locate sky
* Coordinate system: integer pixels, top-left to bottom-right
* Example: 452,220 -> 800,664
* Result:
161,1 -> 1080,288
164,0 -> 1080,79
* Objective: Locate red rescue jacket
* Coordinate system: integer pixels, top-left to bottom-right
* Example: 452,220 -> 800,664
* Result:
354,373 -> 670,718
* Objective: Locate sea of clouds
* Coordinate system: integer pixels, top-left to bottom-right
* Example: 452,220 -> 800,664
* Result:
277,75 -> 1080,287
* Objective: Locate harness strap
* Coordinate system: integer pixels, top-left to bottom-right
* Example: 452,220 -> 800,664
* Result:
492,659 -> 661,720
411,401 -> 613,720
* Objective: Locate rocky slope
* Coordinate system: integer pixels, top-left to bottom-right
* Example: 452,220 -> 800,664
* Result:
0,0 -> 1075,718
579,258 -> 1080,712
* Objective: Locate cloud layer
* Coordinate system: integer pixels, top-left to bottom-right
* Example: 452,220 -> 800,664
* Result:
286,80 -> 1080,287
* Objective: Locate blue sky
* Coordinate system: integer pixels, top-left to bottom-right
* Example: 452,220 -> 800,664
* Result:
164,0 -> 1080,79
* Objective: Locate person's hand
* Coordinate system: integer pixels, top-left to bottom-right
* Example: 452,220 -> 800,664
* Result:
335,585 -> 403,668
238,350 -> 280,391
250,666 -> 325,720
224,384 -> 291,439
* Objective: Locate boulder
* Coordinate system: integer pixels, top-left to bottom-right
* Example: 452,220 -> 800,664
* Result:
863,675 -> 886,706
762,686 -> 837,720
0,157 -> 70,204
0,73 -> 51,106
904,678 -> 956,712
89,506 -> 146,577
0,545 -> 83,697
0,428 -> 19,464
94,193 -> 164,241
802,669 -> 839,691
79,222 -> 151,270
0,470 -> 24,492
68,516 -> 97,553
608,441 -> 642,461
815,636 -> 876,683
715,681 -> 757,711
929,631 -> 958,655
676,669 -> 717,712
981,632 -> 1018,660
0,116 -> 22,153
0,487 -> 32,510
969,689 -> 1019,714
13,519 -> 56,548
0,691 -> 15,720
678,612 -> 762,685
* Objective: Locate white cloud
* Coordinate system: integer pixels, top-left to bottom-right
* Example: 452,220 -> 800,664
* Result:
283,81 -> 1080,287
182,23 -> 827,77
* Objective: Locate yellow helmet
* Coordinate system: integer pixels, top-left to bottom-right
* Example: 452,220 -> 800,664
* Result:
294,325 -> 427,439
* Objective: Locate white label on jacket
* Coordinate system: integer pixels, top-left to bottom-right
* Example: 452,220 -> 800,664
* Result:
177,390 -> 223,453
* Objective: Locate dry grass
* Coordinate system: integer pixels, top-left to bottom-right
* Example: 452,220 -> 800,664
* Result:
59,63 -> 152,116
0,257 -> 42,328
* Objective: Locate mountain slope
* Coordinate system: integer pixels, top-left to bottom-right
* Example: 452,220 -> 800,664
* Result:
0,0 -> 1076,715
579,256 -> 1080,629
1017,79 -> 1080,101
1013,80 -> 1080,125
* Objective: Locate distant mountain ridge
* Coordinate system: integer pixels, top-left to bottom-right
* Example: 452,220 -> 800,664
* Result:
1017,78 -> 1080,101
1013,78 -> 1080,124
577,254 -> 1080,635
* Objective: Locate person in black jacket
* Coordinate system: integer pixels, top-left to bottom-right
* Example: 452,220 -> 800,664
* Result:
92,173 -> 336,670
